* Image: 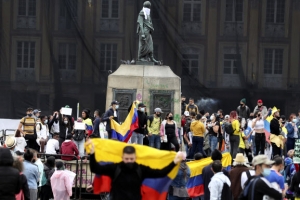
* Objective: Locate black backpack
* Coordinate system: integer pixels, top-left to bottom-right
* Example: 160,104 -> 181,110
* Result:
221,182 -> 232,200
238,177 -> 260,200
184,118 -> 192,132
224,122 -> 235,135
73,130 -> 85,141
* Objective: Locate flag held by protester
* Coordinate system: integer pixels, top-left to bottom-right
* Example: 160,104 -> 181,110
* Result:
85,139 -> 179,200
186,152 -> 232,198
110,103 -> 139,142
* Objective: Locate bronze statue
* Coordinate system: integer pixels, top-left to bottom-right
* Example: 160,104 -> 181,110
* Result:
137,1 -> 160,64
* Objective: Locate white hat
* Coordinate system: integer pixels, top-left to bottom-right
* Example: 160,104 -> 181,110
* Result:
225,115 -> 230,119
184,111 -> 190,117
5,136 -> 17,149
252,155 -> 274,166
154,108 -> 163,113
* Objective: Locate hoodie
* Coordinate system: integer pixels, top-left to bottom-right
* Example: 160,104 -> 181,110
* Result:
60,140 -> 79,161
190,120 -> 205,137
208,172 -> 231,200
50,170 -> 74,200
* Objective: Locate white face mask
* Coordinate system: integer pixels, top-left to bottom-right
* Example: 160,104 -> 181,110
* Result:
44,120 -> 48,124
143,7 -> 150,19
210,115 -> 215,121
140,107 -> 145,112
64,121 -> 68,124
115,105 -> 119,109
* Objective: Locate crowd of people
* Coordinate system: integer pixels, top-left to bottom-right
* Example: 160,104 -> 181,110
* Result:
1,96 -> 300,200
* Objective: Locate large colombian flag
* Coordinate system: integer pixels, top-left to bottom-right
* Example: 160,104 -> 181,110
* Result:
264,106 -> 287,144
186,152 -> 232,198
110,102 -> 139,142
85,139 -> 180,200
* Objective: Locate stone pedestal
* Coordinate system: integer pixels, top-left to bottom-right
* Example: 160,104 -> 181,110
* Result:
106,64 -> 181,125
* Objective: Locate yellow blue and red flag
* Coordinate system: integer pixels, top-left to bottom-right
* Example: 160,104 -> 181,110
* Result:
186,152 -> 232,198
85,139 -> 179,200
264,107 -> 287,143
110,103 -> 139,142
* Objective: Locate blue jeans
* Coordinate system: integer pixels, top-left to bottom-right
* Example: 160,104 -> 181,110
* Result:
192,196 -> 204,200
251,135 -> 256,155
149,134 -> 161,149
168,195 -> 186,200
130,132 -> 144,145
190,136 -> 204,158
209,135 -> 218,152
74,139 -> 85,157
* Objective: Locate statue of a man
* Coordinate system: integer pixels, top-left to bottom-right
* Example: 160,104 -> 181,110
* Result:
137,1 -> 159,64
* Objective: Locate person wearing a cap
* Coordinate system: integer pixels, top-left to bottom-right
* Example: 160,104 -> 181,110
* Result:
0,148 -> 21,199
102,101 -> 120,139
185,98 -> 199,114
147,108 -> 163,149
129,102 -> 147,145
237,98 -> 250,119
242,155 -> 286,200
18,107 -> 38,150
229,153 -> 250,200
33,109 -> 41,120
270,108 -> 284,157
5,136 -> 17,157
253,99 -> 268,119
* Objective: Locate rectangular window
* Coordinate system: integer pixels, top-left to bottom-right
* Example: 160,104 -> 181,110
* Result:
183,0 -> 201,22
182,54 -> 199,76
266,0 -> 285,23
100,44 -> 118,71
59,0 -> 78,30
225,0 -> 243,22
264,48 -> 283,74
18,0 -> 36,16
223,54 -> 241,74
58,43 -> 77,70
17,41 -> 35,68
102,0 -> 119,18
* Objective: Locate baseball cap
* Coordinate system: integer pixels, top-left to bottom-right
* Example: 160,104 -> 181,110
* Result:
257,99 -> 263,103
111,101 -> 119,105
154,108 -> 163,113
184,111 -> 190,117
252,155 -> 274,166
33,109 -> 41,114
225,115 -> 230,119
138,103 -> 146,107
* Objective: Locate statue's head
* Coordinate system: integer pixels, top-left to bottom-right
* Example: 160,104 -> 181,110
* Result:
143,1 -> 151,8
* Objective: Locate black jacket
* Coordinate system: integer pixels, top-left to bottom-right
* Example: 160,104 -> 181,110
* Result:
20,173 -> 30,200
290,171 -> 300,197
0,166 -> 21,200
270,118 -> 280,135
90,154 -> 176,200
43,164 -> 54,186
102,108 -> 119,132
202,164 -> 230,200
127,105 -> 147,134
58,114 -> 72,139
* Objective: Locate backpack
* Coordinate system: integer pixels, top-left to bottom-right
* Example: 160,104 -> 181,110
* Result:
184,118 -> 192,133
215,176 -> 232,200
147,115 -> 161,128
238,177 -> 260,200
73,130 -> 85,141
224,122 -> 235,135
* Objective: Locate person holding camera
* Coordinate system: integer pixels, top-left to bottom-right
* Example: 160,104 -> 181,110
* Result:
252,112 -> 265,156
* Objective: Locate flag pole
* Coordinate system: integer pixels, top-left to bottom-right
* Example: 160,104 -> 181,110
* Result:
77,103 -> 79,118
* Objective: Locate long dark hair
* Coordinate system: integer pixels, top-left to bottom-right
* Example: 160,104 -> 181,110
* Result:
165,112 -> 172,120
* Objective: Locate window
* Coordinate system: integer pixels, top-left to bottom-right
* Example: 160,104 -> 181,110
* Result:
266,0 -> 285,23
59,0 -> 78,30
182,54 -> 199,76
225,0 -> 243,22
264,48 -> 283,74
223,54 -> 240,74
17,41 -> 35,68
102,0 -> 119,18
58,43 -> 77,70
100,44 -> 117,71
183,0 -> 201,22
18,0 -> 36,16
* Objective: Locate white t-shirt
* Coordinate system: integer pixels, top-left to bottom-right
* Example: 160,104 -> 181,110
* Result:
15,137 -> 27,153
45,139 -> 59,154
36,124 -> 49,139
241,170 -> 256,189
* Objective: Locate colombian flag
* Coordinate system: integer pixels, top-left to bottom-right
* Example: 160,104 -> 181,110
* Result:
186,152 -> 232,198
83,118 -> 93,136
264,107 -> 287,143
85,139 -> 179,200
110,103 -> 139,142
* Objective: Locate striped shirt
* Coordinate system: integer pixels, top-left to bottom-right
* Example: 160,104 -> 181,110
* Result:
20,117 -> 36,135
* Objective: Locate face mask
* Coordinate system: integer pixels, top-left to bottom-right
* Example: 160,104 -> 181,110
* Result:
140,108 -> 145,112
293,119 -> 297,123
28,113 -> 33,117
156,113 -> 161,117
240,103 -> 244,107
262,168 -> 271,177
210,116 -> 215,121
169,116 -> 173,120
115,105 -> 119,109
44,120 -> 48,124
276,116 -> 280,120
64,121 -> 68,124
125,163 -> 135,169
249,116 -> 254,119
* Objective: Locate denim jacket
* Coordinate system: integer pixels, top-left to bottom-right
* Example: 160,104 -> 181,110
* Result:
171,165 -> 191,188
